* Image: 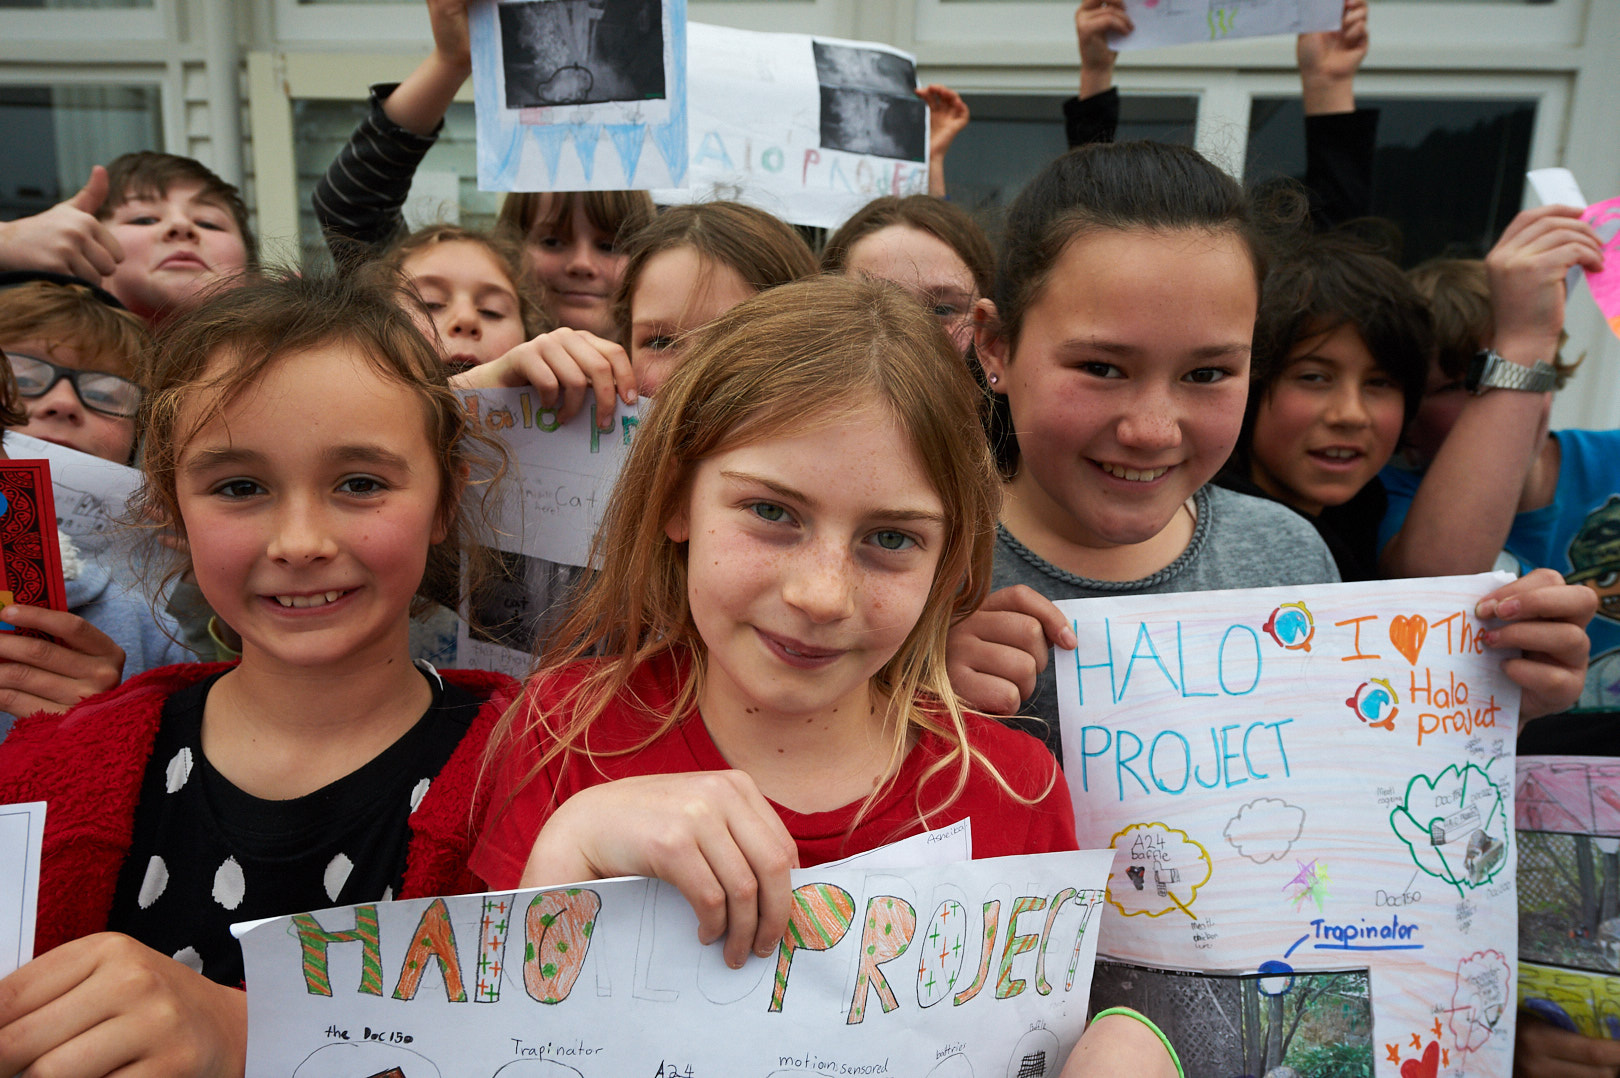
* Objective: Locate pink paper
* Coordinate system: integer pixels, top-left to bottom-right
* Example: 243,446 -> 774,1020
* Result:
1581,196 -> 1620,338
1518,756 -> 1620,835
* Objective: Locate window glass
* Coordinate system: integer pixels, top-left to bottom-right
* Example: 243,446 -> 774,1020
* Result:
948,92 -> 1197,227
0,85 -> 163,221
292,98 -> 497,272
1245,96 -> 1536,264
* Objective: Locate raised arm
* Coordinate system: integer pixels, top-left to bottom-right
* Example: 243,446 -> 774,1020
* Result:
916,84 -> 970,198
1381,205 -> 1603,578
1298,0 -> 1377,227
312,0 -> 471,268
1064,0 -> 1130,149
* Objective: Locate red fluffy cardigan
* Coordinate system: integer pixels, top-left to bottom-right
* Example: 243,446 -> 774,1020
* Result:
0,662 -> 519,958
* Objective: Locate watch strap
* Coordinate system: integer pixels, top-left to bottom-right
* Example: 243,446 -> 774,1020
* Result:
1470,349 -> 1558,395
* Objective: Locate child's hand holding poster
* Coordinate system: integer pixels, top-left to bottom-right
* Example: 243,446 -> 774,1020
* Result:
1056,574 -> 1520,1078
237,849 -> 1115,1077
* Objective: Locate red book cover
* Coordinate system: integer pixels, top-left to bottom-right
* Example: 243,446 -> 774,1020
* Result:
0,459 -> 69,637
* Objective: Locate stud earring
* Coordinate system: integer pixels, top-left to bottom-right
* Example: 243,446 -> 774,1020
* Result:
988,374 -> 999,385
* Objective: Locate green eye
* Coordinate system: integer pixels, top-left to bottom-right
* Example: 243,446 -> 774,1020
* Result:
750,502 -> 788,523
872,530 -> 915,551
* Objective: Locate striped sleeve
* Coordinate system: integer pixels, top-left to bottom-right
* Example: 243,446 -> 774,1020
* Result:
312,82 -> 441,270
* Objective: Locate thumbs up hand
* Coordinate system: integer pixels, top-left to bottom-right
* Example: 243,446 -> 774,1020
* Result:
0,165 -> 125,282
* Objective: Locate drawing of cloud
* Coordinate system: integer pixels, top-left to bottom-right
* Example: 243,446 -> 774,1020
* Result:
1450,949 -> 1511,1053
291,1042 -> 441,1078
1106,822 -> 1213,919
1390,763 -> 1509,894
1223,798 -> 1306,864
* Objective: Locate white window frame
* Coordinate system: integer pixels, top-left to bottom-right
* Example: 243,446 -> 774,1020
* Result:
0,0 -> 172,43
0,66 -> 180,159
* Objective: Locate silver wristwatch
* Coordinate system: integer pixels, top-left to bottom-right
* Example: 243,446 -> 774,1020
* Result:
1465,349 -> 1558,395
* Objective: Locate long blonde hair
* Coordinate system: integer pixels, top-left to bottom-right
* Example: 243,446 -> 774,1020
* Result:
490,275 -> 1022,831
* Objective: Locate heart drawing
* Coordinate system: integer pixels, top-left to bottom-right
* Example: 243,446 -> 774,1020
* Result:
1389,615 -> 1428,666
1400,1039 -> 1439,1078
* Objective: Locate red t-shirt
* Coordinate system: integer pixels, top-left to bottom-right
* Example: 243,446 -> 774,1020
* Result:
472,652 -> 1077,888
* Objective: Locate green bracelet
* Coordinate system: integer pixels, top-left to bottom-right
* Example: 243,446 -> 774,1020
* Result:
1091,1006 -> 1185,1078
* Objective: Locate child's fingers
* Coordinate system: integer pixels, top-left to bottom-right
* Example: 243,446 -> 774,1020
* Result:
1518,1015 -> 1620,1074
1476,569 -> 1596,628
983,584 -> 1078,649
0,939 -> 110,1073
948,667 -> 1028,718
962,609 -> 1051,669
948,634 -> 1041,712
0,606 -> 126,682
0,659 -> 107,715
946,602 -> 1053,712
732,803 -> 798,962
1508,217 -> 1605,271
588,333 -> 637,406
562,332 -> 635,426
1502,654 -> 1586,725
703,774 -> 794,968
1487,617 -> 1590,667
1,604 -> 124,660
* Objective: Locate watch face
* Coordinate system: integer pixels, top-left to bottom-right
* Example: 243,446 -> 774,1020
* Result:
1465,351 -> 1490,393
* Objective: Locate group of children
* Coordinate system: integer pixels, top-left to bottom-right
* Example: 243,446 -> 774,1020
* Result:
0,0 -> 1611,1075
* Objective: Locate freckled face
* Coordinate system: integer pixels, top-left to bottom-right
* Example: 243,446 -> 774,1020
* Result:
668,402 -> 946,725
628,247 -> 755,395
844,225 -> 978,355
1249,323 -> 1406,515
979,227 -> 1257,550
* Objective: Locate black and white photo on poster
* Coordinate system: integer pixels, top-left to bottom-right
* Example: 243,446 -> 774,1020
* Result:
464,547 -> 585,662
811,41 -> 925,162
499,0 -> 666,109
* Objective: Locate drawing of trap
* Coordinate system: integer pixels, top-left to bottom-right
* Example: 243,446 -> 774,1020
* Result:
1123,864 -> 1184,896
1428,807 -> 1507,884
1430,805 -> 1482,846
1429,807 -> 1507,884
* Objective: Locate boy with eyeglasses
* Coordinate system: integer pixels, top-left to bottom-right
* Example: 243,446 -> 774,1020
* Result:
0,277 -> 190,737
0,275 -> 146,464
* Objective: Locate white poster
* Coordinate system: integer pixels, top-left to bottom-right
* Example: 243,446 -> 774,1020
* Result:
1112,0 -> 1341,52
456,389 -> 641,676
0,801 -> 45,977
239,848 -> 1116,1078
654,23 -> 930,229
471,0 -> 687,191
1058,575 -> 1520,1078
6,432 -> 142,588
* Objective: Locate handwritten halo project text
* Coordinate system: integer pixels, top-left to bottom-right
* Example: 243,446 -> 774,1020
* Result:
1059,574 -> 1519,1078
238,848 -> 1117,1077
